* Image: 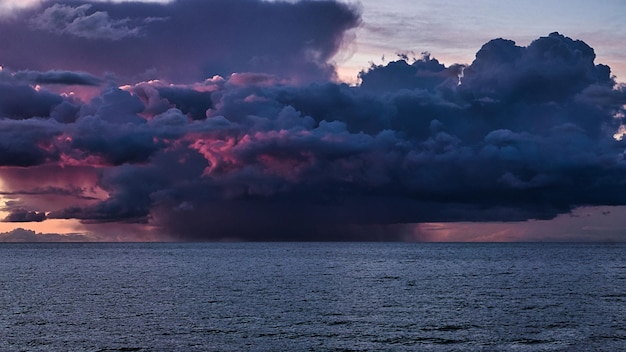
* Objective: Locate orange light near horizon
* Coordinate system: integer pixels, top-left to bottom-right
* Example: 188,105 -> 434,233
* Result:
0,173 -> 87,236
0,219 -> 87,236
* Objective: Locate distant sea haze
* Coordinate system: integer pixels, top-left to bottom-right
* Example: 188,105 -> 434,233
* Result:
1,242 -> 624,351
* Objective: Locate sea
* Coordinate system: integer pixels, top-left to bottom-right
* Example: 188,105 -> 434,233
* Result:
0,242 -> 624,351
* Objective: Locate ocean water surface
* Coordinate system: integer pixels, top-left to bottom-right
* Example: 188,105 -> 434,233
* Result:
0,242 -> 624,351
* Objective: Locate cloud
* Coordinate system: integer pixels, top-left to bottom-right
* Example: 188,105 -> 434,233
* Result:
48,163 -> 168,223
0,0 -> 361,83
358,52 -> 459,93
30,4 -> 145,40
0,228 -> 91,242
127,80 -> 216,120
20,70 -> 102,86
1,16 -> 625,241
0,83 -> 63,120
0,118 -> 62,166
2,208 -> 47,222
1,67 -> 102,86
462,33 -> 613,104
0,0 -> 41,17
141,33 -> 626,240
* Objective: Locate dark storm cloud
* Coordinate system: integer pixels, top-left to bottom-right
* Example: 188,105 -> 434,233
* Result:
358,52 -> 459,93
23,70 -> 102,86
0,185 -> 95,199
0,0 -> 360,83
1,68 -> 102,86
144,32 -> 626,240
68,89 -> 161,165
48,163 -> 168,223
2,208 -> 47,222
0,118 -> 62,166
1,26 -> 626,240
462,35 -> 613,104
0,83 -> 63,119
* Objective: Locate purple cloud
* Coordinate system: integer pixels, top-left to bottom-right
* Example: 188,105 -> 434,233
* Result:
30,4 -> 146,40
0,0 -> 360,83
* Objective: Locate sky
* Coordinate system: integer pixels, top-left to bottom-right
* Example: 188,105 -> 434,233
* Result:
0,0 -> 625,242
339,0 -> 626,85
